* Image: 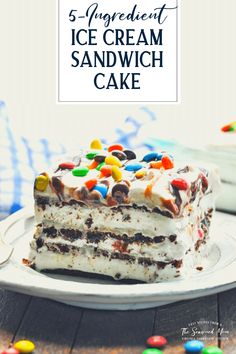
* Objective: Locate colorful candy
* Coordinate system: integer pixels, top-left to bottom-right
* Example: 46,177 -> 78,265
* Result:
93,184 -> 108,198
105,155 -> 122,167
111,150 -> 127,161
184,340 -> 204,353
84,178 -> 97,190
88,160 -> 99,170
58,162 -> 75,170
35,174 -> 49,192
72,166 -> 89,177
161,155 -> 174,169
150,161 -> 162,169
135,169 -> 147,179
143,152 -> 162,162
123,149 -> 136,160
13,340 -> 35,353
142,349 -> 163,354
86,151 -> 98,160
1,348 -> 20,354
100,165 -> 112,177
96,162 -> 105,171
125,162 -> 143,172
111,166 -> 122,182
202,347 -> 223,354
146,336 -> 167,349
90,139 -> 102,150
221,121 -> 236,132
108,144 -> 123,152
94,154 -> 107,163
171,178 -> 189,190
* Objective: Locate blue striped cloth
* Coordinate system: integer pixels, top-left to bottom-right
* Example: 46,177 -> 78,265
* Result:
0,101 -> 156,220
0,102 -> 66,219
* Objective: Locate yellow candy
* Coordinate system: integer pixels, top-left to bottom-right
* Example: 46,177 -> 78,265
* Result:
14,339 -> 35,353
135,169 -> 146,179
111,165 -> 122,182
105,155 -> 122,167
90,139 -> 102,150
35,174 -> 49,192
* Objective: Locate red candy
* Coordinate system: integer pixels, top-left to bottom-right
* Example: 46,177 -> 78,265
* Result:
59,162 -> 75,170
171,178 -> 189,190
147,335 -> 167,348
108,144 -> 123,152
85,178 -> 97,190
1,348 -> 20,354
161,155 -> 174,169
100,165 -> 112,177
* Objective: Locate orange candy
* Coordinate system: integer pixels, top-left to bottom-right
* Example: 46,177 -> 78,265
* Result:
135,170 -> 146,179
100,165 -> 112,177
88,160 -> 99,169
108,144 -> 123,152
161,155 -> 174,169
85,178 -> 97,190
150,161 -> 163,169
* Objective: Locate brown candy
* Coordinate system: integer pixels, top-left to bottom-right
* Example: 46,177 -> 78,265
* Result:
111,150 -> 127,161
123,149 -> 136,160
112,183 -> 129,203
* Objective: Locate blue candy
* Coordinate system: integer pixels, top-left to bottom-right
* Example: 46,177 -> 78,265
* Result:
93,184 -> 108,198
143,152 -> 162,162
125,163 -> 143,172
184,340 -> 205,353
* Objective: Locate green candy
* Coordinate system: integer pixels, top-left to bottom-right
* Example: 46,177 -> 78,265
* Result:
72,166 -> 89,177
142,349 -> 163,354
86,151 -> 98,160
96,162 -> 105,171
202,347 -> 223,354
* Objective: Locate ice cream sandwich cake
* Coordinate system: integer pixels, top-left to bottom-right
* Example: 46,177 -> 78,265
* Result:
28,139 -> 220,282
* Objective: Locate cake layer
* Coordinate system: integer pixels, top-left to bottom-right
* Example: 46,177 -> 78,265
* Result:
29,242 -> 207,283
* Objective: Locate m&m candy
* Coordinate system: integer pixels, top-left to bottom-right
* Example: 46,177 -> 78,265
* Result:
108,144 -> 123,152
111,166 -> 122,182
146,335 -> 167,349
184,340 -> 204,353
202,347 -> 223,354
105,155 -> 122,167
72,166 -> 89,177
93,184 -> 108,198
86,151 -> 98,160
1,348 -> 20,354
96,162 -> 105,171
171,178 -> 189,190
84,178 -> 97,190
123,149 -> 136,160
100,165 -> 112,177
35,174 -> 49,192
13,340 -> 35,353
111,150 -> 127,161
142,349 -> 163,354
125,162 -> 143,172
150,161 -> 162,169
58,162 -> 75,170
161,155 -> 174,169
143,152 -> 161,162
90,139 -> 102,150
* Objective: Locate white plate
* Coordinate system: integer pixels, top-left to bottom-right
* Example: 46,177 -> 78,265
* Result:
0,208 -> 236,310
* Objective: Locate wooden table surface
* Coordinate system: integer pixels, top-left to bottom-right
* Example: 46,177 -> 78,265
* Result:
0,287 -> 235,354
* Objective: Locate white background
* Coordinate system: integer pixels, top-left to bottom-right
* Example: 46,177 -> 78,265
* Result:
0,0 -> 236,147
58,0 -> 178,102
